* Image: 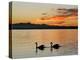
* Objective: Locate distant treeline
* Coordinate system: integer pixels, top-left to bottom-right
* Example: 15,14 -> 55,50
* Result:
9,23 -> 78,30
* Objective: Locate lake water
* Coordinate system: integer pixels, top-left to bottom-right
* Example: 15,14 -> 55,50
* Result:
11,29 -> 78,58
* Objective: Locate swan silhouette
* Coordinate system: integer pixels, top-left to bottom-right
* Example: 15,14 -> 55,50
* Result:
50,42 -> 61,49
35,42 -> 47,50
35,42 -> 48,53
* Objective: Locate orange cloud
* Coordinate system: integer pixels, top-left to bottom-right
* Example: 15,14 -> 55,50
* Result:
31,15 -> 77,26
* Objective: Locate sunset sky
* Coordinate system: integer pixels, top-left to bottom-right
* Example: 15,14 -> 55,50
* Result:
11,2 -> 78,26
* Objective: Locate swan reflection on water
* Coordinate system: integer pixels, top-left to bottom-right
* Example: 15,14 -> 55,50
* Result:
35,42 -> 61,53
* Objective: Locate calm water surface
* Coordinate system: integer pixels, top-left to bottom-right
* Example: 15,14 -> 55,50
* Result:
12,29 -> 78,58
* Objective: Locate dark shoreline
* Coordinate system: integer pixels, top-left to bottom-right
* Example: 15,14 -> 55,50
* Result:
9,23 -> 78,30
9,26 -> 78,30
